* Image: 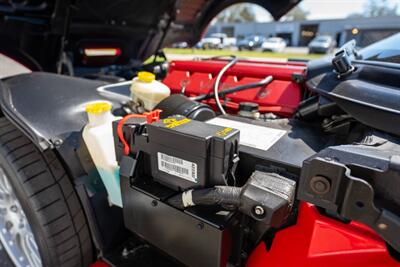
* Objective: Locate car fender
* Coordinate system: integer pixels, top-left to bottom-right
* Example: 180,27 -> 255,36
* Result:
0,72 -> 128,252
0,72 -> 124,150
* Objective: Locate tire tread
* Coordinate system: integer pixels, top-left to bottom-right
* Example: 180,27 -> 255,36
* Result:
0,118 -> 92,267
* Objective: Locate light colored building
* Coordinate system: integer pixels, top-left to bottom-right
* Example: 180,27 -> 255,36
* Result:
208,16 -> 400,47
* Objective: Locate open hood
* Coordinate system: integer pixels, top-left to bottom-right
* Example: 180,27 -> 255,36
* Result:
0,0 -> 300,71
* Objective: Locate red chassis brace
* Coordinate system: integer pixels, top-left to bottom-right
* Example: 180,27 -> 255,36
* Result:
247,203 -> 399,267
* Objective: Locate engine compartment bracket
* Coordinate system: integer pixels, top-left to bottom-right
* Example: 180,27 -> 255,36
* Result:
298,156 -> 400,252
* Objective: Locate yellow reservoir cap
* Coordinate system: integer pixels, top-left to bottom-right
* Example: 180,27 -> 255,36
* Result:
137,71 -> 155,83
85,102 -> 112,114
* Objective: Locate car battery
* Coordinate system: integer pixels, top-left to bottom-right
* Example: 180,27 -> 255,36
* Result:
121,177 -> 236,267
144,115 -> 240,190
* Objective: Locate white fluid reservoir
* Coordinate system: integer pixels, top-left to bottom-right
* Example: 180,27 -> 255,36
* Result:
82,101 -> 122,207
131,71 -> 170,110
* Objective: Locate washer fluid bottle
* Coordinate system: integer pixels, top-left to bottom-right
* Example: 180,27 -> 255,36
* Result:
82,102 -> 122,207
130,71 -> 170,110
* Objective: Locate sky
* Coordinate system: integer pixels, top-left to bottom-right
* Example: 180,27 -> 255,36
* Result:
253,0 -> 400,22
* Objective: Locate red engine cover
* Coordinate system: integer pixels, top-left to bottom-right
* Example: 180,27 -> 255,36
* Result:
163,60 -> 306,117
247,202 -> 399,267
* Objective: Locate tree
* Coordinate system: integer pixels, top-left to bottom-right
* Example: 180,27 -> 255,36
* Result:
238,5 -> 256,22
347,13 -> 365,19
363,0 -> 398,17
281,5 -> 309,21
216,4 -> 256,23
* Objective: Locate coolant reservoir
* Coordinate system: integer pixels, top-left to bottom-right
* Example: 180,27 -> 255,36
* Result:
82,102 -> 122,207
131,71 -> 170,110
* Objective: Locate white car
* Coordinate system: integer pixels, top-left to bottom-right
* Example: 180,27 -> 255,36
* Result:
261,37 -> 287,53
200,33 -> 236,49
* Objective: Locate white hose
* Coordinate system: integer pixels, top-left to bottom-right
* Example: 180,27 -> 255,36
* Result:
214,56 -> 238,115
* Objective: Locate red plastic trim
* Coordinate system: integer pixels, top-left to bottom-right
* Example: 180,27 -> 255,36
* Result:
90,260 -> 109,267
247,202 -> 399,267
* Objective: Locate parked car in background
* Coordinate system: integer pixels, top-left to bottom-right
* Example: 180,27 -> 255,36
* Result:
200,33 -> 236,49
261,37 -> 287,53
199,33 -> 224,49
171,42 -> 189,48
237,35 -> 265,51
308,35 -> 336,54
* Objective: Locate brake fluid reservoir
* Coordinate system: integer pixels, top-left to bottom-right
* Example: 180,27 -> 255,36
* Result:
131,71 -> 170,110
82,102 -> 122,207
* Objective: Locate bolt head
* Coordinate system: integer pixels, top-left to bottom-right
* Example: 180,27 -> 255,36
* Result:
122,248 -> 129,258
197,222 -> 204,230
5,221 -> 13,230
378,223 -> 388,230
54,139 -> 63,147
310,176 -> 331,195
254,205 -> 265,216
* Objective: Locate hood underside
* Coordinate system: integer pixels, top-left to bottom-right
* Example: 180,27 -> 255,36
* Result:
165,0 -> 300,45
0,0 -> 300,70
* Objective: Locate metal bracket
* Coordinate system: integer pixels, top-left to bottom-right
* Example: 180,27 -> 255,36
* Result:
298,157 -> 400,252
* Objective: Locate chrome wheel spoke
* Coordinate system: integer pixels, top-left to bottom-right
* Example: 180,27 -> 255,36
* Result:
0,165 -> 42,267
22,231 -> 41,267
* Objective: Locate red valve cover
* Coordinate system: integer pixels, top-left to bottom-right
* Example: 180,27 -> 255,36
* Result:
163,60 -> 307,117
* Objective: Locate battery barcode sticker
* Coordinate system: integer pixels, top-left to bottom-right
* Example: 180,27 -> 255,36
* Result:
158,152 -> 197,182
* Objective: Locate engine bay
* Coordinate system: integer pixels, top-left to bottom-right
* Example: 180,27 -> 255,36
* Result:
110,53 -> 400,265
1,46 -> 400,266
0,0 -> 399,266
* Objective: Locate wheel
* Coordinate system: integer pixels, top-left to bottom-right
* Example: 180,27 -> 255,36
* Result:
0,118 -> 93,267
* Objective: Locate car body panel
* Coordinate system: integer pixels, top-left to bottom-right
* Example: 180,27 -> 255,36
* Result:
247,203 -> 399,267
0,72 -> 124,149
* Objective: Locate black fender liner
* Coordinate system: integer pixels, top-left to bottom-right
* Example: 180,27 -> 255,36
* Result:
0,72 -> 129,253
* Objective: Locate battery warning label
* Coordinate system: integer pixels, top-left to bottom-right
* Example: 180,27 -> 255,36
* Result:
158,152 -> 198,182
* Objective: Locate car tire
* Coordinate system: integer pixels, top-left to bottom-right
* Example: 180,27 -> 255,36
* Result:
0,117 -> 93,267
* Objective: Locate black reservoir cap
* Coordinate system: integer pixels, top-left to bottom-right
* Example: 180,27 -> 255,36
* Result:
239,102 -> 259,112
